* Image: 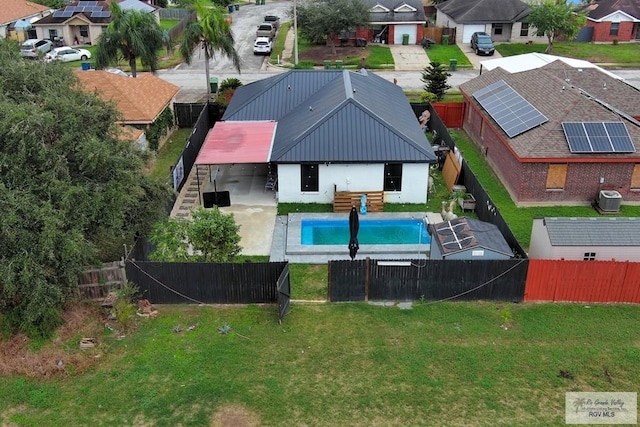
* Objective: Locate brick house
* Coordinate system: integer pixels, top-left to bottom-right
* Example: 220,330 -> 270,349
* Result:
581,0 -> 640,42
459,59 -> 640,206
328,0 -> 426,46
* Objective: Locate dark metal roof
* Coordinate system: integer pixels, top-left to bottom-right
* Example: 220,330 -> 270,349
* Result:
544,217 -> 640,246
364,0 -> 427,24
582,0 -> 640,21
437,0 -> 530,23
225,70 -> 436,164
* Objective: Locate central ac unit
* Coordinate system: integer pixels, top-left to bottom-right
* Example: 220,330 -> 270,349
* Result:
597,190 -> 622,212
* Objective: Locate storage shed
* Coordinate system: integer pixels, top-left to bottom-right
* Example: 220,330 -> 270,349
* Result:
429,217 -> 514,260
529,217 -> 640,261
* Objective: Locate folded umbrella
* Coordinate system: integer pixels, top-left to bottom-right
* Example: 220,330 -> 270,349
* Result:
348,206 -> 359,260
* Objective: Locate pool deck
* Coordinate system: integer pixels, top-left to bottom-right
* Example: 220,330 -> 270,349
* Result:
270,212 -> 444,263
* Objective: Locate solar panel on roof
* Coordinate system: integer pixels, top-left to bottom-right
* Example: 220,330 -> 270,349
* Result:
78,1 -> 98,6
562,122 -> 636,153
472,80 -> 548,138
52,11 -> 65,18
91,11 -> 111,18
60,10 -> 74,18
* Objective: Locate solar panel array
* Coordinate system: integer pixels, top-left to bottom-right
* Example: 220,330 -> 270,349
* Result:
91,11 -> 111,18
562,122 -> 636,153
473,80 -> 548,138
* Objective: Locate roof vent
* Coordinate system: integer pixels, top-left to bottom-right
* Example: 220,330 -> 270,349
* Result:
309,106 -> 313,111
287,84 -> 291,90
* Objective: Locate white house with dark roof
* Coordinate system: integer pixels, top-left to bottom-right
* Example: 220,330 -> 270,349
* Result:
529,217 -> 640,261
197,69 -> 437,205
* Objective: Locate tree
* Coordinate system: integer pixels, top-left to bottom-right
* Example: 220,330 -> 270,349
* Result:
294,0 -> 370,56
95,2 -> 165,77
0,39 -> 171,338
32,0 -> 65,8
528,0 -> 587,53
421,62 -> 451,101
149,206 -> 242,262
180,1 -> 241,96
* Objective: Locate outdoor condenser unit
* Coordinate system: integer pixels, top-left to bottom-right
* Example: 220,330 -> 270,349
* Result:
597,190 -> 622,212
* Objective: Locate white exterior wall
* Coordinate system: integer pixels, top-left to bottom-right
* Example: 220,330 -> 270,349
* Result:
277,163 -> 429,204
528,218 -> 640,261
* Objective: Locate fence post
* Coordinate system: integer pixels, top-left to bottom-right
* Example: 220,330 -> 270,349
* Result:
365,257 -> 371,301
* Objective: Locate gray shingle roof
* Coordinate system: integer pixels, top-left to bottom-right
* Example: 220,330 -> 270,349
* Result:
364,0 -> 427,24
436,0 -> 530,23
544,217 -> 640,246
582,0 -> 640,21
224,70 -> 436,164
458,63 -> 640,159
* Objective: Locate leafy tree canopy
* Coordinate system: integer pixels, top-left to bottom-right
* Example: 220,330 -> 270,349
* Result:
31,0 -> 65,8
528,0 -> 587,53
294,0 -> 370,55
0,39 -> 171,337
95,2 -> 165,77
421,62 -> 451,101
149,206 -> 242,262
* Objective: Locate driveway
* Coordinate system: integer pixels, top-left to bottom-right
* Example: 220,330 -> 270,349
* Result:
457,41 -> 502,70
389,45 -> 430,71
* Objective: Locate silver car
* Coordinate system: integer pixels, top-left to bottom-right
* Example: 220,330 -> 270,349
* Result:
20,39 -> 53,58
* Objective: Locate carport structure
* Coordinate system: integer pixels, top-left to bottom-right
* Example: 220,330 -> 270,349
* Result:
194,120 -> 277,207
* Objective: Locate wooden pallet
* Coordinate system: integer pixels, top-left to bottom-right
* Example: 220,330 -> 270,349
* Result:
333,190 -> 384,213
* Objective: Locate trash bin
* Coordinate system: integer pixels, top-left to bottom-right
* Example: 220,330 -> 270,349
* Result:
442,34 -> 449,45
234,3 -> 239,10
324,60 -> 331,70
81,62 -> 90,71
209,76 -> 218,93
356,38 -> 367,47
260,0 -> 265,4
448,59 -> 457,71
402,34 -> 409,45
227,4 -> 234,13
335,60 -> 343,69
255,0 -> 259,4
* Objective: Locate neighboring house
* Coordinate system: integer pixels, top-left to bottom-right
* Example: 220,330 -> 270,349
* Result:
74,69 -> 179,149
198,69 -> 437,204
581,0 -> 640,42
529,217 -> 640,261
364,0 -> 427,45
0,0 -> 51,41
429,217 -> 514,260
459,56 -> 640,205
33,0 -> 159,46
435,0 -> 543,43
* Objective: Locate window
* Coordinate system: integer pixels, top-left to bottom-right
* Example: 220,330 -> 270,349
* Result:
584,252 -> 596,261
546,163 -> 567,190
80,26 -> 89,37
520,23 -> 529,37
493,23 -> 503,36
610,22 -> 620,36
383,163 -> 402,191
48,29 -> 58,39
300,164 -> 318,192
631,164 -> 640,189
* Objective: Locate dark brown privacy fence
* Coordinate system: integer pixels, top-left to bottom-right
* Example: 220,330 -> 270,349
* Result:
78,261 -> 126,301
276,267 -> 291,324
329,258 -> 528,302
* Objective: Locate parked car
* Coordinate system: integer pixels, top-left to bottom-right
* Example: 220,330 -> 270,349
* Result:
470,32 -> 495,56
20,39 -> 53,58
264,15 -> 280,30
256,23 -> 276,39
253,37 -> 273,55
44,46 -> 91,63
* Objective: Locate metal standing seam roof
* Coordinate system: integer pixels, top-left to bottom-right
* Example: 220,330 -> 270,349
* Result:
195,121 -> 276,165
224,69 -> 436,164
436,0 -> 530,23
544,217 -> 640,246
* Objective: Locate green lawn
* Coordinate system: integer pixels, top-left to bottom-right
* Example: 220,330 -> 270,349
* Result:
496,42 -> 640,66
1,302 -> 638,425
425,44 -> 472,68
160,18 -> 180,30
147,128 -> 191,181
450,130 -> 640,248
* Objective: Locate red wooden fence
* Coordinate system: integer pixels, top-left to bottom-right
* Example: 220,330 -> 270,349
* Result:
525,259 -> 640,303
431,102 -> 464,128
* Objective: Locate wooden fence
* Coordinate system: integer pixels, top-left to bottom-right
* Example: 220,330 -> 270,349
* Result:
333,189 -> 384,212
78,261 -> 126,301
525,259 -> 640,303
329,258 -> 528,302
431,102 -> 464,128
423,27 -> 457,45
276,266 -> 291,323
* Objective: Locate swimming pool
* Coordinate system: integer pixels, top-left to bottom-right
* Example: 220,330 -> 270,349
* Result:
301,219 -> 430,245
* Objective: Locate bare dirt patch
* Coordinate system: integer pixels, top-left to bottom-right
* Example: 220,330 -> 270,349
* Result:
299,45 -> 369,63
0,303 -> 106,378
210,404 -> 260,427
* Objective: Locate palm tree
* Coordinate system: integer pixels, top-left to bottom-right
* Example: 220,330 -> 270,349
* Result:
95,2 -> 164,77
180,1 -> 241,96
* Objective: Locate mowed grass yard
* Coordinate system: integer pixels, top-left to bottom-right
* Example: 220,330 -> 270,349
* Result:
496,42 -> 640,66
1,302 -> 639,426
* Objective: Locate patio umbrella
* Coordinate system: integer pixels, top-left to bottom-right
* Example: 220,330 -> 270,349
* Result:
348,206 -> 359,260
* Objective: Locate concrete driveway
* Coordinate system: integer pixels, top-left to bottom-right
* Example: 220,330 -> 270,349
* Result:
389,45 -> 430,71
457,42 -> 502,70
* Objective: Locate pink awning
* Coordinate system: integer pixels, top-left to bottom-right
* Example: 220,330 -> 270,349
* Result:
195,121 -> 276,165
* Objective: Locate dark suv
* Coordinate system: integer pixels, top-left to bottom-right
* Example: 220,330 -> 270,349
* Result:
470,32 -> 495,56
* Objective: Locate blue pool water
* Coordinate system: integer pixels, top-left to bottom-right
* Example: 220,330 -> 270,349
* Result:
301,219 -> 430,245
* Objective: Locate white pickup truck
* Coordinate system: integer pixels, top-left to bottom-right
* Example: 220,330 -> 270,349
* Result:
256,23 -> 276,39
